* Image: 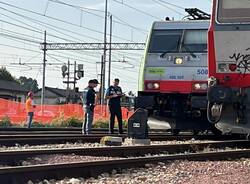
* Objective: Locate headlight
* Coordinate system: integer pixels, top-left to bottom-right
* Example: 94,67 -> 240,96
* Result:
174,57 -> 183,65
147,83 -> 153,89
146,82 -> 160,90
193,83 -> 208,90
153,83 -> 160,89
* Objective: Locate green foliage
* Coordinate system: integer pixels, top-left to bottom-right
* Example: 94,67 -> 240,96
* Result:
0,67 -> 17,82
50,113 -> 66,127
50,113 -> 82,127
0,116 -> 12,127
0,115 -> 126,128
18,76 -> 39,91
93,120 -> 127,128
64,117 -> 82,127
93,120 -> 109,128
121,120 -> 128,128
32,121 -> 46,127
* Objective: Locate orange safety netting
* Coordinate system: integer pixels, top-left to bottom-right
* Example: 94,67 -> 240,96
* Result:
0,98 -> 132,124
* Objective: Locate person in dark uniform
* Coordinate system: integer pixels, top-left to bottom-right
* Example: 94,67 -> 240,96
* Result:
105,78 -> 124,135
82,79 -> 99,135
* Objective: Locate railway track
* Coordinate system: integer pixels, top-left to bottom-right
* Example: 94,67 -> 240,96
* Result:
0,128 -> 117,135
0,134 -> 243,146
0,127 -> 172,135
1,140 -> 250,184
0,127 -> 229,136
0,140 -> 249,165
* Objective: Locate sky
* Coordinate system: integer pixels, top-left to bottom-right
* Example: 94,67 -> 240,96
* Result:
0,0 -> 211,93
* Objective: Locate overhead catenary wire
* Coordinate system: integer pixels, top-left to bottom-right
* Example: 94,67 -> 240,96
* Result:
0,0 -> 146,89
156,0 -> 185,10
0,1 -> 106,36
151,0 -> 185,16
0,9 -> 101,42
0,27 -> 44,43
0,3 -> 145,56
0,16 -> 106,58
0,37 -> 99,67
1,43 -> 99,78
0,13 -> 107,58
0,1 -> 138,42
0,32 -> 41,44
0,8 -> 144,59
112,0 -> 163,20
44,0 -> 50,15
0,27 -> 142,68
48,0 -> 148,34
1,35 -> 141,76
0,24 -> 142,75
0,42 -> 139,89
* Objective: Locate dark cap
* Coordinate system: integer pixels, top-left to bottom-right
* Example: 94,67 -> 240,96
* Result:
88,79 -> 94,84
92,79 -> 99,84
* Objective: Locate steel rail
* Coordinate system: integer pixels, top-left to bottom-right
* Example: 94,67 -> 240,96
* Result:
0,134 -> 243,146
0,127 -> 218,134
0,127 -> 171,135
0,127 -> 112,132
1,149 -> 250,184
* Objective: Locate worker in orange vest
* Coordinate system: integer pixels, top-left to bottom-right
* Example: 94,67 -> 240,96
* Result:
26,91 -> 36,128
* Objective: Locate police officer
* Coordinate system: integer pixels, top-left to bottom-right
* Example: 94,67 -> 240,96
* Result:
105,78 -> 124,135
82,79 -> 99,135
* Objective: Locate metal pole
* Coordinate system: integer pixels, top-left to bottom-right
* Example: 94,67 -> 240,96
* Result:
73,61 -> 76,103
101,0 -> 108,105
67,60 -> 70,90
100,55 -> 104,104
108,15 -> 112,87
67,59 -> 70,103
41,31 -> 47,105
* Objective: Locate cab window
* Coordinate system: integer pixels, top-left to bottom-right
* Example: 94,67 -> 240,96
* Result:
149,30 -> 182,53
217,0 -> 250,23
181,30 -> 207,53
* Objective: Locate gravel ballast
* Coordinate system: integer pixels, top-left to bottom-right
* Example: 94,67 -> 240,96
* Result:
22,154 -> 120,166
37,159 -> 250,184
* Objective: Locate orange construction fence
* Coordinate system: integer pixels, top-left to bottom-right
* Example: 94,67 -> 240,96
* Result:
0,98 -> 132,124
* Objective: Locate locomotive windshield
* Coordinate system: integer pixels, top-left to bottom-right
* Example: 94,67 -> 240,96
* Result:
181,30 -> 207,53
148,29 -> 207,53
149,30 -> 182,53
217,0 -> 250,23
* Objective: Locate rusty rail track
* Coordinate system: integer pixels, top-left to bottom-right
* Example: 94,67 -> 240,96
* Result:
1,147 -> 250,184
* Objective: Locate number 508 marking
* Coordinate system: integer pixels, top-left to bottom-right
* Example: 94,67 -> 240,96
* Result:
197,69 -> 208,75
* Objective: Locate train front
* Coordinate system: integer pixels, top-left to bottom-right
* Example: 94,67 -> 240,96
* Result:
136,20 -> 211,133
207,0 -> 250,135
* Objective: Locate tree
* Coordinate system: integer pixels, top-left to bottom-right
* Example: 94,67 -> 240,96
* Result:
0,67 -> 17,82
0,67 -> 39,91
18,76 -> 39,91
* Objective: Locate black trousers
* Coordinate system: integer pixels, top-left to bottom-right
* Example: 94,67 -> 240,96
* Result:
109,104 -> 123,134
